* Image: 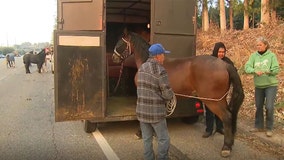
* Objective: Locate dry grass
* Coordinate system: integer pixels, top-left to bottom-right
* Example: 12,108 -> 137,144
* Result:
196,22 -> 284,132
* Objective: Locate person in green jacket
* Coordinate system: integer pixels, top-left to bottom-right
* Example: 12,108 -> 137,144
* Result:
245,37 -> 280,137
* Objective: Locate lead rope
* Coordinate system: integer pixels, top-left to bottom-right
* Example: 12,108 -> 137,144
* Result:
113,62 -> 124,93
112,37 -> 132,94
166,94 -> 177,117
166,90 -> 230,117
175,90 -> 229,101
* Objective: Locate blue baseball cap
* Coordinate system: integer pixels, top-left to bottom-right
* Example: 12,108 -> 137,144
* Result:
149,43 -> 170,56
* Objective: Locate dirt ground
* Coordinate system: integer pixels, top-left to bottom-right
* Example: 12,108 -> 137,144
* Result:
196,22 -> 284,134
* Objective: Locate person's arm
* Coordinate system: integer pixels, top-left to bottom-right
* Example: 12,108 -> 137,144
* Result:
267,54 -> 280,76
159,69 -> 174,101
245,53 -> 256,74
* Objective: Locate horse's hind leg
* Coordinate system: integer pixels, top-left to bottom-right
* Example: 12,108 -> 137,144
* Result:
37,64 -> 42,73
25,63 -> 31,74
219,109 -> 234,157
7,61 -> 11,68
208,102 -> 234,157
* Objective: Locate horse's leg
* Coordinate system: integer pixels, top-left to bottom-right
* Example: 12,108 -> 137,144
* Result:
38,63 -> 43,73
218,109 -> 234,157
41,61 -> 46,73
38,64 -> 41,73
25,63 -> 31,73
206,100 -> 233,157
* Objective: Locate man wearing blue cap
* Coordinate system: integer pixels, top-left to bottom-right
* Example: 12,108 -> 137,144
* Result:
136,43 -> 174,160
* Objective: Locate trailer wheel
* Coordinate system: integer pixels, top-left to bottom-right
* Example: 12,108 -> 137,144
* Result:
84,120 -> 97,133
181,116 -> 199,124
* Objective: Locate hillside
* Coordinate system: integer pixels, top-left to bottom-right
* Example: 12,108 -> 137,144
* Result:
196,23 -> 284,131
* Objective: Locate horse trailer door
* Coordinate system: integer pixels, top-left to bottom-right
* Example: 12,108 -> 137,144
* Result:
57,0 -> 103,30
151,0 -> 196,58
55,0 -> 106,122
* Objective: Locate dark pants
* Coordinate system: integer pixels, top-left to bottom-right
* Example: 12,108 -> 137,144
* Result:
205,106 -> 223,133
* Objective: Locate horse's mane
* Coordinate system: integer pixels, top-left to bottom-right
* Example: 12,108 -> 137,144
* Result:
129,32 -> 150,63
37,49 -> 45,54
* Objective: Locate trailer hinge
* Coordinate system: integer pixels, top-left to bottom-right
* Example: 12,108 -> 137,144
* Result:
57,18 -> 64,24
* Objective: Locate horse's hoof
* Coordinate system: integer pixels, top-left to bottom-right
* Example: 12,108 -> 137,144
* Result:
221,150 -> 231,157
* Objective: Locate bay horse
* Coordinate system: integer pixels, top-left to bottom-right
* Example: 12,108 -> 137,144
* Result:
23,48 -> 48,74
112,31 -> 244,157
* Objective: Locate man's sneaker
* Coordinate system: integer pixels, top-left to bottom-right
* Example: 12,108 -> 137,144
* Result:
202,132 -> 212,138
266,131 -> 273,137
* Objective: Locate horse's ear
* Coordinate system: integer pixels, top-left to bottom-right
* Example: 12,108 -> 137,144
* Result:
123,27 -> 129,37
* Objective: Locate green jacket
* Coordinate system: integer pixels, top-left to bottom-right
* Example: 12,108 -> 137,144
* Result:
245,50 -> 279,88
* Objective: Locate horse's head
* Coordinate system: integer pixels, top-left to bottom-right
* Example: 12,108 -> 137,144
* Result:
44,48 -> 50,54
113,28 -> 150,66
112,29 -> 133,64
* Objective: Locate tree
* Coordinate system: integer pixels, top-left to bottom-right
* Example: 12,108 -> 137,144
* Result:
270,0 -> 281,23
197,0 -> 284,31
261,0 -> 270,26
220,0 -> 227,32
0,47 -> 15,55
202,0 -> 210,31
228,0 -> 234,30
243,0 -> 250,29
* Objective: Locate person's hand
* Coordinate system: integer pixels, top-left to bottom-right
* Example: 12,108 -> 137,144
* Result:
255,71 -> 264,76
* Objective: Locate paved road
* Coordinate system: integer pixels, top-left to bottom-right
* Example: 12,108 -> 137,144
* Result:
0,57 -> 282,160
0,58 -> 105,160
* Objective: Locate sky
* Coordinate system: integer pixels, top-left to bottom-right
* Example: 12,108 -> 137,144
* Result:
0,0 -> 56,46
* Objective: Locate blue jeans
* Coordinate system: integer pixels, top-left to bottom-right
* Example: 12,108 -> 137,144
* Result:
254,86 -> 277,130
140,119 -> 170,160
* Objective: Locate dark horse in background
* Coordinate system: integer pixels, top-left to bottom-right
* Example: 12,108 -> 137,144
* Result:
6,53 -> 15,68
23,48 -> 48,73
112,30 -> 244,157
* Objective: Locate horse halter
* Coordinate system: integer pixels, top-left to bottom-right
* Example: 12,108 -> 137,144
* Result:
112,36 -> 132,93
113,37 -> 132,62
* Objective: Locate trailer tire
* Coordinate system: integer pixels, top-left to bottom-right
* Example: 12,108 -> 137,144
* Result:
181,116 -> 199,124
84,120 -> 97,133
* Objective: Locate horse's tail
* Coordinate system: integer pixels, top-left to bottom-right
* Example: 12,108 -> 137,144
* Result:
23,55 -> 26,64
227,64 -> 244,135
